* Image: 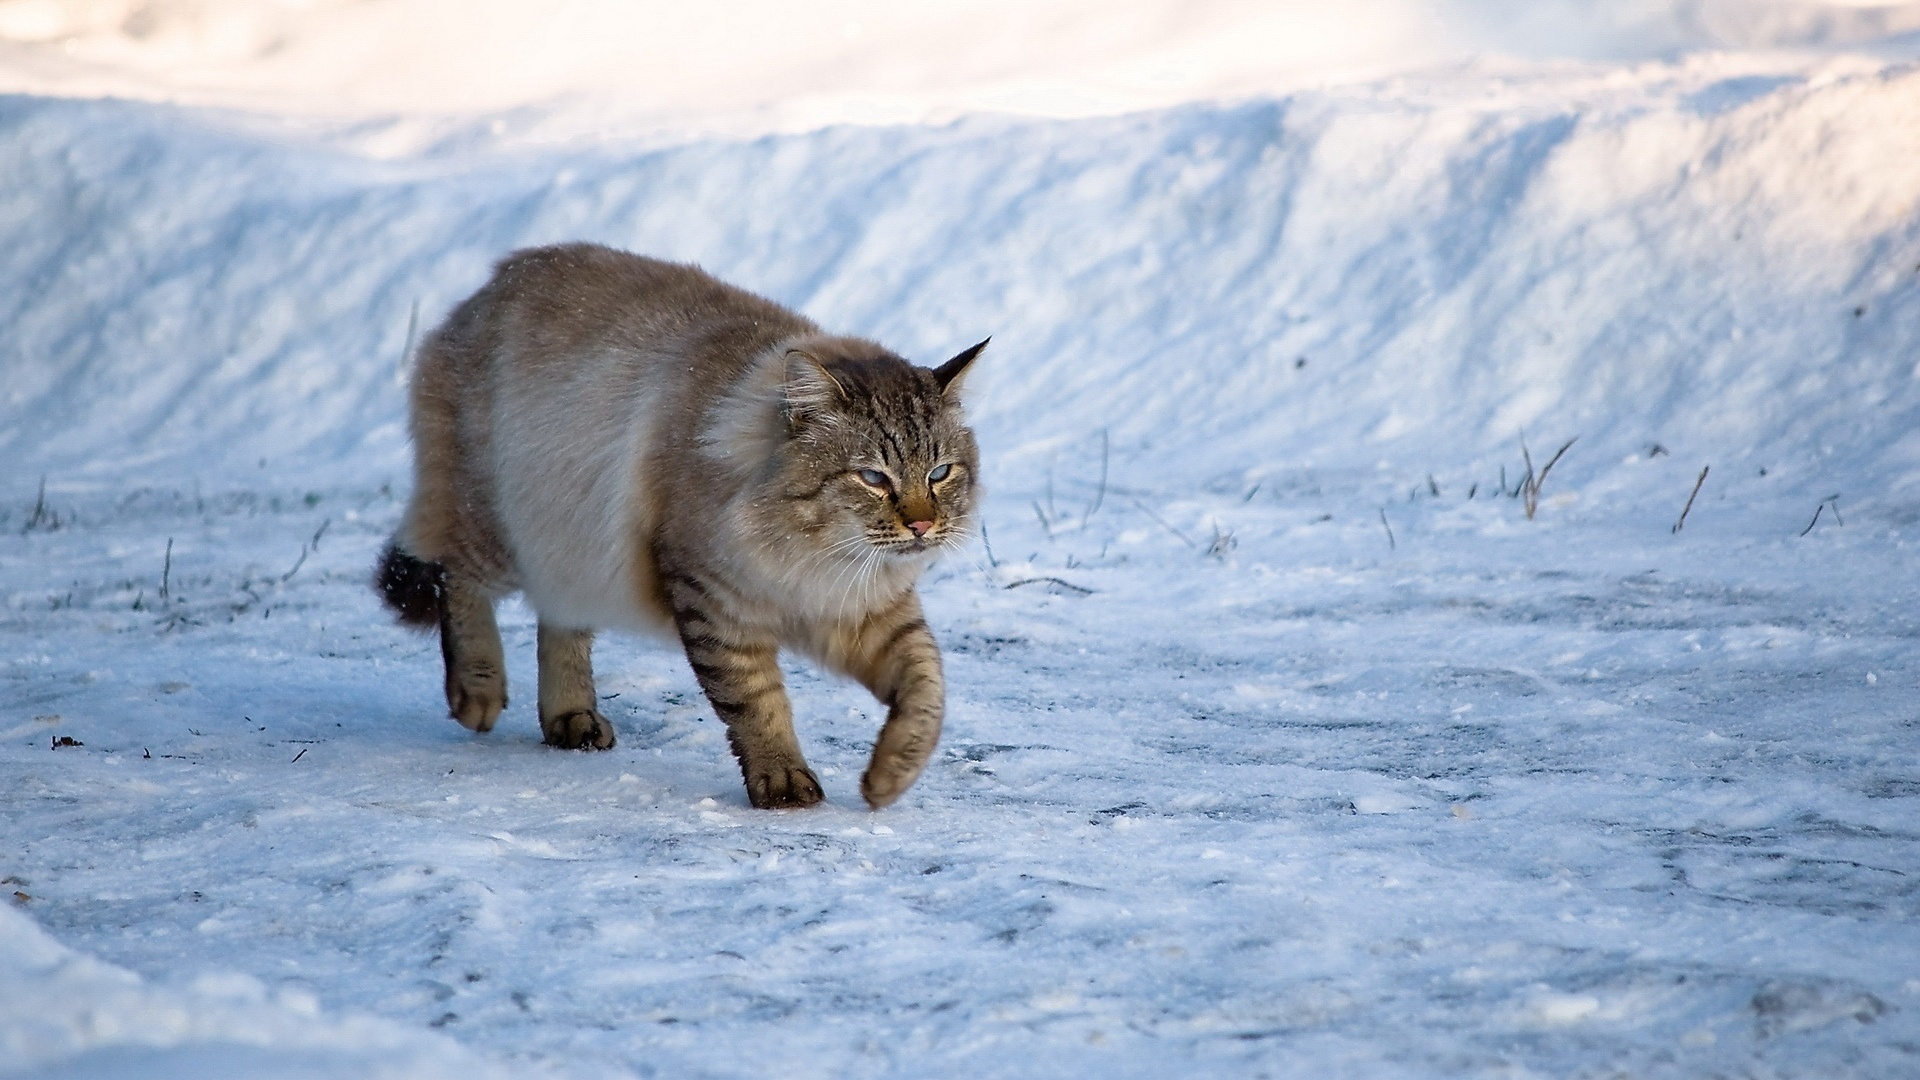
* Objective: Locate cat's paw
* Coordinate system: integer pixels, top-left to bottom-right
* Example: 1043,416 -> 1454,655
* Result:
746,765 -> 824,809
448,679 -> 505,733
859,758 -> 925,810
861,725 -> 937,809
541,709 -> 616,750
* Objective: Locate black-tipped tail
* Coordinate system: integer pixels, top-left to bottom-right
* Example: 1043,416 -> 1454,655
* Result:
375,542 -> 445,629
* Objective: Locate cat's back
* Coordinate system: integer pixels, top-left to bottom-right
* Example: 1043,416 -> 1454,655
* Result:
433,243 -> 813,631
473,244 -> 806,375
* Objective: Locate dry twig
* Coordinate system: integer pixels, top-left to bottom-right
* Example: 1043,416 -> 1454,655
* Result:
1799,495 -> 1843,537
1003,576 -> 1094,596
397,299 -> 420,386
1031,500 -> 1054,540
1081,429 -> 1109,527
1130,498 -> 1196,548
1521,436 -> 1578,520
1671,466 -> 1709,534
1045,455 -> 1058,524
1206,522 -> 1237,559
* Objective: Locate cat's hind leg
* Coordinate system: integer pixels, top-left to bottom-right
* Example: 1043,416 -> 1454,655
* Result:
537,624 -> 615,750
440,573 -> 507,732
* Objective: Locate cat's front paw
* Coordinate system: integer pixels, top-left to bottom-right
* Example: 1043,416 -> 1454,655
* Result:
861,725 -> 936,809
860,755 -> 929,810
745,765 -> 824,809
859,770 -> 902,810
448,678 -> 505,733
541,709 -> 616,750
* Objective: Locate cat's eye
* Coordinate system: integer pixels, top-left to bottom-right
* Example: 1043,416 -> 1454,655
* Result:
928,463 -> 953,483
857,468 -> 892,489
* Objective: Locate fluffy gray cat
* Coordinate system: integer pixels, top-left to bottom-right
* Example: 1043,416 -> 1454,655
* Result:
376,243 -> 985,809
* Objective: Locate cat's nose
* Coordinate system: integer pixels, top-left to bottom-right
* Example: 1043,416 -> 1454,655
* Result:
906,520 -> 934,537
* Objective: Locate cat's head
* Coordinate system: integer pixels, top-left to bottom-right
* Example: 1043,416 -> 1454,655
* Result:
715,334 -> 984,565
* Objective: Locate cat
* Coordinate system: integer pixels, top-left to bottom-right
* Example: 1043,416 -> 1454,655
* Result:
375,242 -> 985,810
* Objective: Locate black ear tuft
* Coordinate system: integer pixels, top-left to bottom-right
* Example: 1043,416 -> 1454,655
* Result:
933,337 -> 989,395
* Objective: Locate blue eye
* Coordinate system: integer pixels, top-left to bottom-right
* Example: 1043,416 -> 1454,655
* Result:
858,469 -> 891,488
928,463 -> 953,482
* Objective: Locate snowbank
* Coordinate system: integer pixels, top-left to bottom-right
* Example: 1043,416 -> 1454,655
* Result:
0,904 -> 511,1079
3,56 -> 1917,514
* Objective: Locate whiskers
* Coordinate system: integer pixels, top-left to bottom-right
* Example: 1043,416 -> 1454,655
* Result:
761,518 -> 974,621
930,523 -> 976,553
774,529 -> 890,619
926,522 -> 994,578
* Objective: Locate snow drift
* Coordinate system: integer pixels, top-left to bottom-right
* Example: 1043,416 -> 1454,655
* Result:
0,904 -> 511,1078
2,58 -> 1917,511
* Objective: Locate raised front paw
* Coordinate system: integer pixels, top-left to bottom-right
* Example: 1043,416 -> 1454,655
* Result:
541,709 -> 616,750
447,676 -> 505,733
861,727 -> 935,810
745,764 -> 824,810
860,754 -> 927,810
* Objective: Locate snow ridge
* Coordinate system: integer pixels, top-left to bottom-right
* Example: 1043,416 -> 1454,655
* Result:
3,61 -> 1917,507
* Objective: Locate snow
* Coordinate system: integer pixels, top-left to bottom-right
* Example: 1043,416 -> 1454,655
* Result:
0,904 -> 519,1078
4,3 -> 1920,1077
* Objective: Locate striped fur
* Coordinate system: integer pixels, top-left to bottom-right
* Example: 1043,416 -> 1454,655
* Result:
378,242 -> 983,807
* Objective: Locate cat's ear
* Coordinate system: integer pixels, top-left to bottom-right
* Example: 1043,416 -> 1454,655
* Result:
933,337 -> 989,398
783,348 -> 846,422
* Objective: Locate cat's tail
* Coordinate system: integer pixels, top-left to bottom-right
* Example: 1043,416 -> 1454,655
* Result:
374,541 -> 445,630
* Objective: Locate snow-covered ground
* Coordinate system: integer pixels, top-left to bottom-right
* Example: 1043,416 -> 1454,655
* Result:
4,3 -> 1920,1077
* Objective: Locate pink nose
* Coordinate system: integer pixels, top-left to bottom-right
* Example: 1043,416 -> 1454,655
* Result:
906,520 -> 934,537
